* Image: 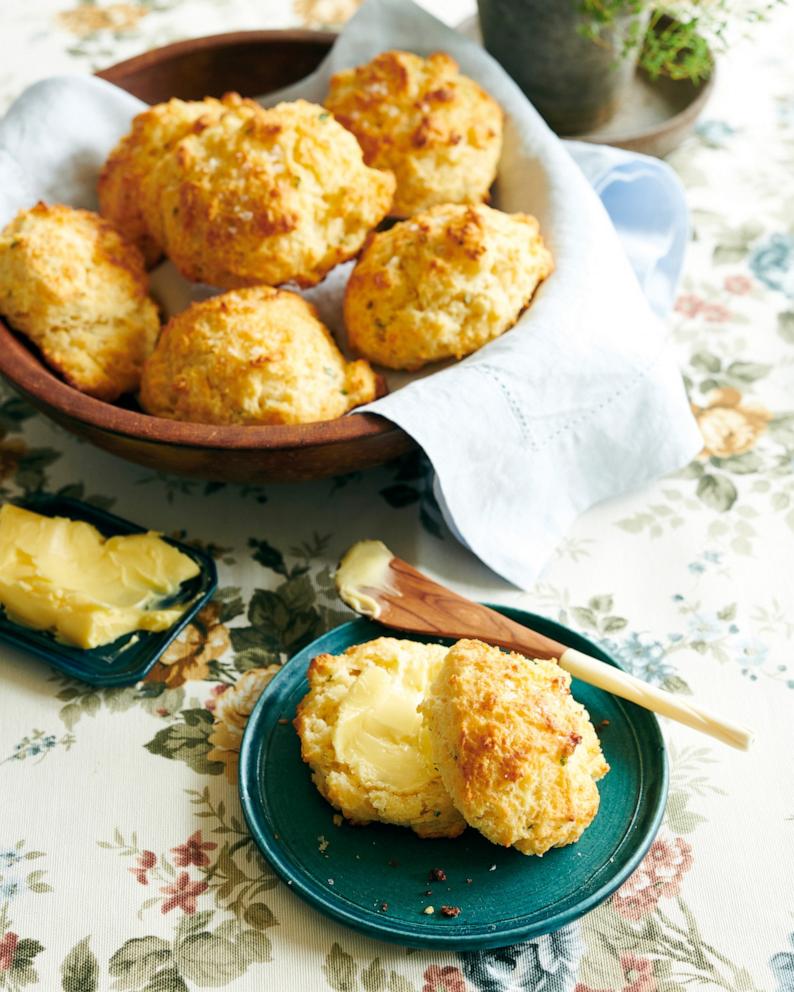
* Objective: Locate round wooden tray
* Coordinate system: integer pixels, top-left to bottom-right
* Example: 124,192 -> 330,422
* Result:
456,14 -> 714,158
571,66 -> 714,159
0,31 -> 413,484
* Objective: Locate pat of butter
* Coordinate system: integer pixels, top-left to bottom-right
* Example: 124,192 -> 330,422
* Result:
335,539 -> 397,618
333,648 -> 443,793
0,504 -> 200,649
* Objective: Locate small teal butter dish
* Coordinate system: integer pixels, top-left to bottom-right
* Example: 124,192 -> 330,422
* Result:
0,493 -> 217,687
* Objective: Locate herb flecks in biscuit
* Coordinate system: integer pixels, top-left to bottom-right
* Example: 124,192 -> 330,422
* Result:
139,286 -> 378,426
98,95 -> 246,266
345,203 -> 553,370
141,99 -> 395,289
421,639 -> 609,856
0,202 -> 159,401
326,50 -> 503,217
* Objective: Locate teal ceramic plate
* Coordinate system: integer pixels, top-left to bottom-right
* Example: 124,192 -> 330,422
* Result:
0,494 -> 217,687
239,607 -> 668,949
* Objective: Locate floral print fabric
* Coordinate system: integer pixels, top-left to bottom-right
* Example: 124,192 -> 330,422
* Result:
0,1 -> 793,990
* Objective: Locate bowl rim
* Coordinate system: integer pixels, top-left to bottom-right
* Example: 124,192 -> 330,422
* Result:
95,27 -> 339,86
0,27 -> 407,453
0,321 -> 398,449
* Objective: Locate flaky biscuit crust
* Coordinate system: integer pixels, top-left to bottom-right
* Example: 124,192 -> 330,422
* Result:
293,638 -> 467,839
326,50 -> 503,217
344,202 -> 553,370
98,95 -> 243,266
0,202 -> 159,400
421,639 -> 609,856
141,98 -> 395,289
139,286 -> 378,425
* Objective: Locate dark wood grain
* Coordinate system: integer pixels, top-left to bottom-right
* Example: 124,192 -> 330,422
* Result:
0,30 -> 417,483
96,30 -> 335,104
374,557 -> 568,660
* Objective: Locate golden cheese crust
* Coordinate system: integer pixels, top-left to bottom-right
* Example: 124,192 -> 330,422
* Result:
326,50 -> 503,217
421,639 -> 609,856
98,95 -> 241,266
0,202 -> 159,401
293,637 -> 467,839
139,285 -> 379,425
141,98 -> 395,289
344,202 -> 553,370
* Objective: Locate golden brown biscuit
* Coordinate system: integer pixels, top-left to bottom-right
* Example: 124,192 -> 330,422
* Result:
326,50 -> 503,217
98,95 -> 244,266
0,202 -> 159,401
139,286 -> 379,425
141,99 -> 395,289
421,639 -> 609,856
344,202 -> 553,370
294,637 -> 467,839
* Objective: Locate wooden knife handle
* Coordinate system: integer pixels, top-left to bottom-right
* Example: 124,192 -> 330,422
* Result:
387,558 -> 568,659
386,559 -> 753,751
559,648 -> 753,750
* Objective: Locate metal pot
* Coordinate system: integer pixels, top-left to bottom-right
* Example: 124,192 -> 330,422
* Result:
477,0 -> 650,134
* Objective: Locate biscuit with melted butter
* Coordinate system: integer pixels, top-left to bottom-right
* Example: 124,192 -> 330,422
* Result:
344,202 -> 553,370
294,637 -> 467,839
326,50 -> 503,217
421,639 -> 609,856
139,285 -> 378,425
141,98 -> 395,288
0,202 -> 159,400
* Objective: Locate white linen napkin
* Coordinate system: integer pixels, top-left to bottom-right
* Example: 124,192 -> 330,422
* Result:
0,0 -> 701,587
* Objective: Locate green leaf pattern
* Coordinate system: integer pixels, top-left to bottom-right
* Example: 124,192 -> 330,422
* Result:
0,5 -> 792,991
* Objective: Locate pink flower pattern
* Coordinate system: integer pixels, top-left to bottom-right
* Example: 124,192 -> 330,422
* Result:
0,932 -> 18,971
621,954 -> 658,992
674,294 -> 732,322
700,302 -> 732,323
171,831 -> 217,868
160,871 -> 208,915
574,954 -> 658,992
675,293 -> 703,317
205,683 -> 230,712
423,964 -> 467,992
612,833 -> 694,921
724,273 -> 753,294
128,850 -> 156,886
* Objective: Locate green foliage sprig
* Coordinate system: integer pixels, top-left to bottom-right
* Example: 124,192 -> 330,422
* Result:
642,11 -> 714,82
579,0 -> 784,83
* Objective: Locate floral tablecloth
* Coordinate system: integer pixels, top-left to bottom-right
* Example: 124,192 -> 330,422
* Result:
1,2 -> 793,990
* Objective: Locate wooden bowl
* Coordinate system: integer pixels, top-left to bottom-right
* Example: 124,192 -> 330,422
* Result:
0,31 -> 414,483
